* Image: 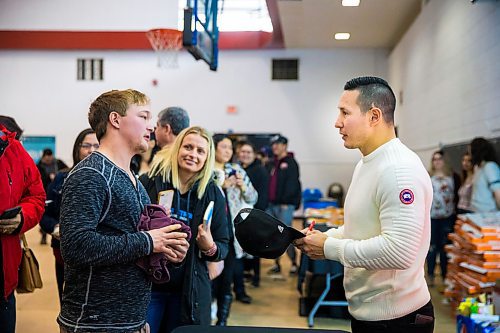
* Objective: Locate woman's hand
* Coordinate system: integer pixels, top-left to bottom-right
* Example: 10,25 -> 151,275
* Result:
222,175 -> 237,189
196,223 -> 215,252
234,173 -> 247,192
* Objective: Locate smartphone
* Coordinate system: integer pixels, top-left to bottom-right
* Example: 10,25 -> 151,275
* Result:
0,206 -> 21,220
203,201 -> 214,231
228,169 -> 237,177
158,190 -> 174,212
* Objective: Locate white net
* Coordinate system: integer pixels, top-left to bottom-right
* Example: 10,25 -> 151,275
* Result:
146,29 -> 183,69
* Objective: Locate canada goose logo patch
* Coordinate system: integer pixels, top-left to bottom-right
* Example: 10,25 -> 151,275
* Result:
400,189 -> 414,205
278,225 -> 284,233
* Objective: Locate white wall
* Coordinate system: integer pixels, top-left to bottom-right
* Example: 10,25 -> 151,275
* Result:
0,48 -> 388,194
388,0 -> 500,164
0,0 -> 179,30
4,0 -> 498,196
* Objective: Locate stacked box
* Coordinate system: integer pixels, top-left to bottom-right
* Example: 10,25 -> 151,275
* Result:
444,212 -> 500,314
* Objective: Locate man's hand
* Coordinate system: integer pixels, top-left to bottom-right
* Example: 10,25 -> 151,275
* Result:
147,224 -> 189,263
0,213 -> 22,234
294,229 -> 328,260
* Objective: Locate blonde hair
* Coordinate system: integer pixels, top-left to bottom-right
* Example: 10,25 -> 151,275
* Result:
149,126 -> 215,199
428,150 -> 452,177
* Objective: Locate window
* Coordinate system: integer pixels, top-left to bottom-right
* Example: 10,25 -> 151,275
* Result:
272,59 -> 299,80
77,58 -> 104,81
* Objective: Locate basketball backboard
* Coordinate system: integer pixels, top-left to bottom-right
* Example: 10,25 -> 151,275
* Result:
183,0 -> 219,71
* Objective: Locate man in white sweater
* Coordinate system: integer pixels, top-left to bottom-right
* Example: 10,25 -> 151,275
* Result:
295,76 -> 434,333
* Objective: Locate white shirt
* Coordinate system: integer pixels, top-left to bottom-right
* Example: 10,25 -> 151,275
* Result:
324,138 -> 432,321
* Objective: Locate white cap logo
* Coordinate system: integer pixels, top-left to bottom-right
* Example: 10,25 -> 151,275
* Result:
278,225 -> 284,233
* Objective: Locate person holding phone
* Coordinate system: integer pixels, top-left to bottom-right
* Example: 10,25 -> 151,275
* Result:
211,134 -> 258,325
140,126 -> 229,333
0,117 -> 45,333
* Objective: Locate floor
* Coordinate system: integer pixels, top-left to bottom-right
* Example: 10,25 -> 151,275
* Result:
17,227 -> 456,332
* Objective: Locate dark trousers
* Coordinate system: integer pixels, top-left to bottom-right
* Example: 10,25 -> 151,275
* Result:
351,300 -> 434,333
213,245 -> 236,300
233,258 -> 246,296
0,292 -> 16,333
244,257 -> 260,285
427,215 -> 455,279
55,261 -> 64,305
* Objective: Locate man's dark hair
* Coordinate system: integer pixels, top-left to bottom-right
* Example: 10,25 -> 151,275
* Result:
0,115 -> 24,140
239,140 -> 256,153
158,107 -> 190,136
42,148 -> 54,157
344,76 -> 396,124
470,137 -> 498,166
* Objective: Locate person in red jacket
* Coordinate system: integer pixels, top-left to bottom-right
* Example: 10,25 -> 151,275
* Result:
0,119 -> 45,333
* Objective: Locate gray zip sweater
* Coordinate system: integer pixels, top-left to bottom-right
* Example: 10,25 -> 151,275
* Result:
57,152 -> 153,333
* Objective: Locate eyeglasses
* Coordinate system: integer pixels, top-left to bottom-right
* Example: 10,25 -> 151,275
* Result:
80,143 -> 100,149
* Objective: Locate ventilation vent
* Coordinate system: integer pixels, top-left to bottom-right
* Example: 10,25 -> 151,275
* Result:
272,59 -> 299,81
77,58 -> 104,81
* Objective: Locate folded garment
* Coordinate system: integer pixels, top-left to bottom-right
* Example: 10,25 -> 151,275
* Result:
136,204 -> 191,283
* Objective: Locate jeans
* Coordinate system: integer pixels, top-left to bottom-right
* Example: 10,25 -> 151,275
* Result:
267,204 -> 297,266
146,291 -> 182,333
351,300 -> 434,333
427,215 -> 455,279
0,292 -> 16,333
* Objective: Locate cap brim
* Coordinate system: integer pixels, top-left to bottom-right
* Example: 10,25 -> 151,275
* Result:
288,227 -> 306,240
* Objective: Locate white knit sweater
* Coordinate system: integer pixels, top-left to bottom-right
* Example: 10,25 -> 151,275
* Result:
324,138 -> 432,321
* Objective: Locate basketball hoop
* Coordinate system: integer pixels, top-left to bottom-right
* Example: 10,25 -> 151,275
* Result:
146,29 -> 183,69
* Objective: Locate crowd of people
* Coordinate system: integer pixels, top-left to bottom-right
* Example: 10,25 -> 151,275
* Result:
0,76 -> 499,333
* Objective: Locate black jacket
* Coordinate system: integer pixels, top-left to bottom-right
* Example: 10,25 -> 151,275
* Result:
139,173 -> 229,325
269,153 -> 302,209
244,159 -> 269,211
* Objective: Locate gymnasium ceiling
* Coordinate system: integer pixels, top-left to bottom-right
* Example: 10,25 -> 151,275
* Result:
0,0 -> 423,50
276,0 -> 422,49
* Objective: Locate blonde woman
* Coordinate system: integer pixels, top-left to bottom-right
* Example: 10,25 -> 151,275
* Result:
426,150 -> 456,286
140,126 -> 229,333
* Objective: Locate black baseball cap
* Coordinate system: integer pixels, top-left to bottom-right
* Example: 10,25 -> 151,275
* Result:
270,134 -> 288,145
234,208 -> 305,259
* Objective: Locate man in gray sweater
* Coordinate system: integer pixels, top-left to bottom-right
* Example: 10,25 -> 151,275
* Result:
57,89 -> 190,333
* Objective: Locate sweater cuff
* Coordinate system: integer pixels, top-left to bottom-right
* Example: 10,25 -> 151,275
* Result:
141,231 -> 154,255
324,237 -> 349,267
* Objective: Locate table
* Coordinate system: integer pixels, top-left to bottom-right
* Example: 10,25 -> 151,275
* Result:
172,326 -> 349,333
297,223 -> 348,328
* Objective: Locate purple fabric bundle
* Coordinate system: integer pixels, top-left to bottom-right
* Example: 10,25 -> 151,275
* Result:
136,204 -> 191,283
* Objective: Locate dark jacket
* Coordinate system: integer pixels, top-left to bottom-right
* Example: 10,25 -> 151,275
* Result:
268,153 -> 302,209
0,126 -> 45,299
140,174 -> 229,325
243,159 -> 269,211
39,171 -> 68,254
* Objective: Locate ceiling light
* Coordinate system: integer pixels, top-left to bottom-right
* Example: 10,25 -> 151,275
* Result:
335,33 -> 351,40
342,0 -> 360,6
